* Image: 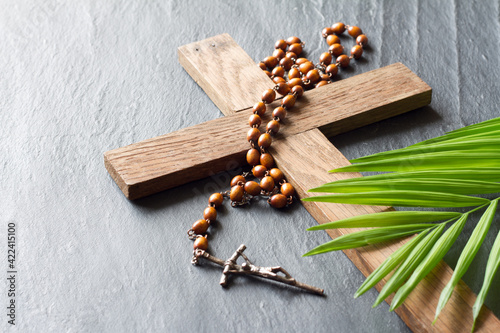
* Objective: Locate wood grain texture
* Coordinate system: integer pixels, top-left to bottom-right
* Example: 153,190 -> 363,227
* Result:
178,34 -> 274,116
270,128 -> 500,333
104,62 -> 431,199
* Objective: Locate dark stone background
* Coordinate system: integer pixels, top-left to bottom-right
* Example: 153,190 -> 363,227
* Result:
1,0 -> 499,332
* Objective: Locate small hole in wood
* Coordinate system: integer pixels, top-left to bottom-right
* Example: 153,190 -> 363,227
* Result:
195,48 -> 199,51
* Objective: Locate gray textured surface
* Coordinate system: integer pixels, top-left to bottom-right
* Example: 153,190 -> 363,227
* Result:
1,0 -> 499,332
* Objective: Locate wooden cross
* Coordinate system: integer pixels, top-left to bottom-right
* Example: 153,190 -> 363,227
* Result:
104,34 -> 500,332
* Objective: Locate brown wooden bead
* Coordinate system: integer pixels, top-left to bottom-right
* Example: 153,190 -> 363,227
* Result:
272,66 -> 285,77
269,194 -> 287,208
336,54 -> 350,68
230,185 -> 244,202
252,165 -> 267,178
319,52 -> 333,66
299,62 -> 314,75
203,206 -> 217,221
253,102 -> 266,116
295,58 -> 309,65
263,56 -> 279,69
287,78 -> 303,88
356,34 -> 368,46
247,127 -> 261,142
260,176 -> 275,192
285,52 -> 297,60
320,73 -> 330,81
261,89 -> 276,104
291,85 -> 304,98
272,107 -> 286,121
272,49 -> 285,59
266,120 -> 280,136
281,94 -> 296,109
316,80 -> 329,88
351,45 -> 363,59
306,69 -> 320,84
281,183 -> 295,197
231,175 -> 246,187
272,76 -> 286,84
331,22 -> 346,35
348,26 -> 362,38
244,181 -> 261,196
193,236 -> 208,250
286,36 -> 301,45
209,193 -> 224,208
275,39 -> 288,50
263,70 -> 272,77
248,114 -> 261,127
258,133 -> 272,148
329,43 -> 344,57
289,43 -> 303,56
288,67 -> 301,79
322,27 -> 334,37
326,34 -> 340,46
279,57 -> 293,70
246,148 -> 261,166
275,82 -> 290,95
269,168 -> 284,182
326,64 -> 339,77
260,153 -> 274,169
192,219 -> 209,235
258,62 -> 267,70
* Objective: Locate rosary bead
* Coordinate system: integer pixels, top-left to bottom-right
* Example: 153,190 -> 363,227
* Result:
319,52 -> 333,65
351,45 -> 363,59
258,62 -> 267,70
263,70 -> 272,77
285,51 -> 297,60
281,183 -> 295,197
287,78 -> 303,88
246,148 -> 261,166
247,127 -> 261,142
288,67 -> 301,79
209,193 -> 224,208
266,120 -> 280,136
356,34 -> 368,46
273,76 -> 286,84
279,57 -> 293,70
282,94 -> 296,109
289,43 -> 303,56
272,66 -> 285,77
326,64 -> 339,77
336,54 -> 350,68
320,73 -> 330,81
299,62 -> 314,75
244,181 -> 261,196
261,89 -> 276,104
252,165 -> 267,178
286,36 -> 301,45
272,106 -> 286,121
316,80 -> 329,88
306,69 -> 320,84
260,176 -> 275,192
291,85 -> 304,98
326,34 -> 340,46
193,236 -> 209,250
275,82 -> 290,95
249,114 -> 262,127
269,194 -> 287,208
295,58 -> 309,65
322,27 -> 334,37
231,175 -> 246,187
329,43 -> 344,57
258,133 -> 272,148
203,206 -> 217,221
269,168 -> 284,182
275,39 -> 288,50
272,49 -> 285,59
332,22 -> 346,34
348,26 -> 363,38
230,185 -> 245,202
192,219 -> 209,235
263,56 -> 279,68
260,153 -> 275,169
253,102 -> 266,116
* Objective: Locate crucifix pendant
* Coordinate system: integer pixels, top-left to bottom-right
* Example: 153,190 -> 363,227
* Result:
192,244 -> 324,296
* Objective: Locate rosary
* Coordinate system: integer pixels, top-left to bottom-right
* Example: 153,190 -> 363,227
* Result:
188,22 -> 367,295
